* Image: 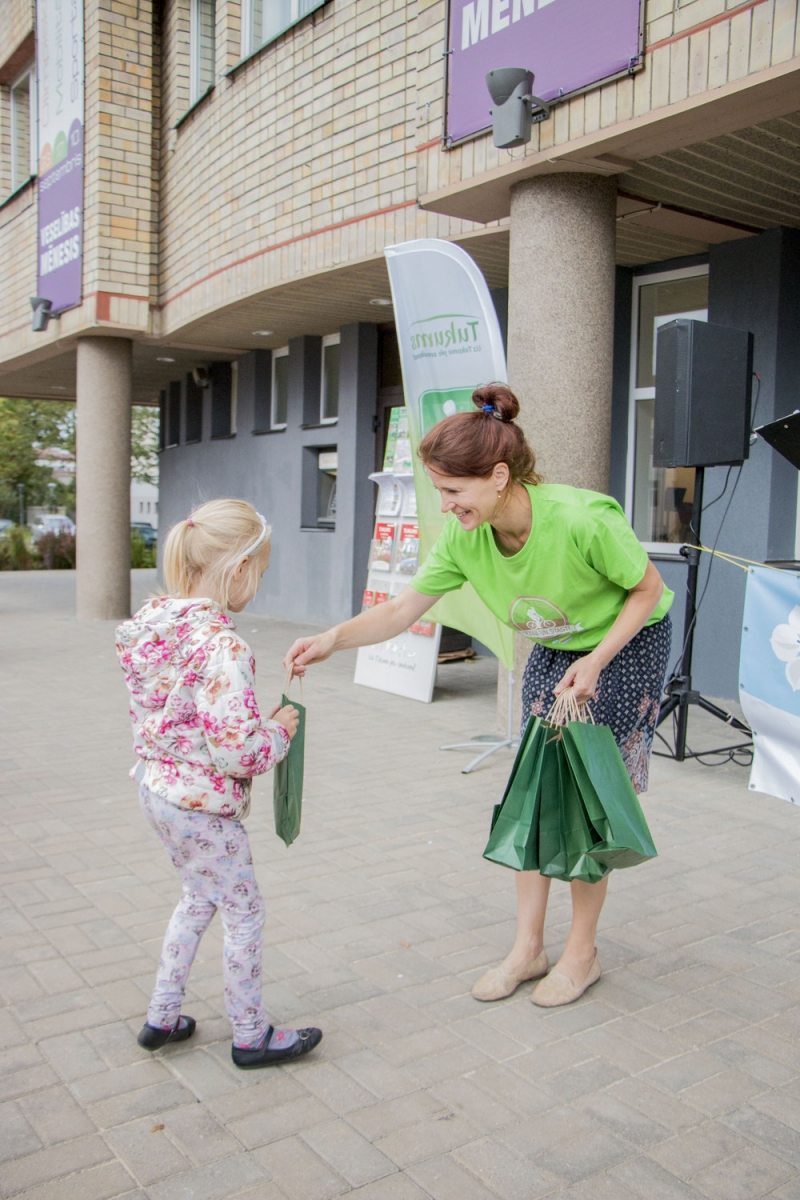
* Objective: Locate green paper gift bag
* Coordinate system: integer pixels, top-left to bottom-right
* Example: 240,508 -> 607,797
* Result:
483,717 -> 548,871
483,689 -> 657,883
537,736 -> 609,884
561,722 -> 657,871
273,677 -> 306,848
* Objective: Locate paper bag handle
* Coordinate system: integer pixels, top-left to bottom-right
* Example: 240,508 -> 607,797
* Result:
545,686 -> 593,729
284,667 -> 304,704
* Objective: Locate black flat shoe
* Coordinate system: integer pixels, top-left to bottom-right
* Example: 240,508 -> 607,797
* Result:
137,1015 -> 196,1051
231,1026 -> 322,1070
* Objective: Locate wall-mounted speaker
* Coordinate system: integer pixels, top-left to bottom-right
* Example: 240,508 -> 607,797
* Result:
654,319 -> 754,468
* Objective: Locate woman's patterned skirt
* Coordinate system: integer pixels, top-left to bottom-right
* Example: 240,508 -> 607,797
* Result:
521,614 -> 672,795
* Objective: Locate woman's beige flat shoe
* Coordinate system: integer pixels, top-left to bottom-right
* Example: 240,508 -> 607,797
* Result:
471,950 -> 549,1002
531,952 -> 601,1008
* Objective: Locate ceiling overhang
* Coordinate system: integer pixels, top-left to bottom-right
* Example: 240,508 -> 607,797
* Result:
419,58 -> 800,225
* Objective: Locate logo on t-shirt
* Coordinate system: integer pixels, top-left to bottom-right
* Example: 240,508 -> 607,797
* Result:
509,596 -> 585,644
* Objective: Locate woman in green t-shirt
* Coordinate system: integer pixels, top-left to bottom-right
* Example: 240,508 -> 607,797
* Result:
284,384 -> 673,1008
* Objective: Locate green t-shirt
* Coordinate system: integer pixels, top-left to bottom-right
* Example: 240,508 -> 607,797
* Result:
412,483 -> 673,652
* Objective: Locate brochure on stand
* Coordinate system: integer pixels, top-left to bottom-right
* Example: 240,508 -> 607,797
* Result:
354,421 -> 441,703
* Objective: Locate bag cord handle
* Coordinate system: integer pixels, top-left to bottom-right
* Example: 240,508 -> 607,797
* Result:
545,686 -> 594,728
285,667 -> 304,704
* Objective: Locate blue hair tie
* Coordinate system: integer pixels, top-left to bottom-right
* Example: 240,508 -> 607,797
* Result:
482,403 -> 495,413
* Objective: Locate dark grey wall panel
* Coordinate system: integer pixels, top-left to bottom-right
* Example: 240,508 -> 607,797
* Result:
682,227 -> 800,699
158,336 -> 378,628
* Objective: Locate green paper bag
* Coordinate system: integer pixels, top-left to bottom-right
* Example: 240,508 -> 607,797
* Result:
483,689 -> 657,883
273,690 -> 305,847
537,736 -> 609,884
561,722 -> 657,870
483,717 -> 548,871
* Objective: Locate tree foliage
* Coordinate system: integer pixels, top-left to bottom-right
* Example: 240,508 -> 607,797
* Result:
131,405 -> 160,485
0,398 -> 75,519
0,398 -> 160,519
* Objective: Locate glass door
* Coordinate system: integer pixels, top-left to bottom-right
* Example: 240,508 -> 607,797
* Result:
627,267 -> 709,551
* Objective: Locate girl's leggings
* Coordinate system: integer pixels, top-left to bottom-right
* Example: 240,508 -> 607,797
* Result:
139,785 -> 269,1049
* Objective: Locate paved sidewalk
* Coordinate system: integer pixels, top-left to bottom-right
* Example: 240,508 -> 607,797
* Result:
2,571 -> 800,1200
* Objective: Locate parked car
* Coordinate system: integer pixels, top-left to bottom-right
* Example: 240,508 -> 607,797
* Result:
0,518 -> 13,537
30,514 -> 76,542
131,521 -> 158,549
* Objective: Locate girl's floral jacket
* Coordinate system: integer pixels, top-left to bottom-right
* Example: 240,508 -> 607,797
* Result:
116,597 -> 289,818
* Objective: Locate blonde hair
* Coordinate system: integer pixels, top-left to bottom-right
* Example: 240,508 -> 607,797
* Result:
162,499 -> 272,610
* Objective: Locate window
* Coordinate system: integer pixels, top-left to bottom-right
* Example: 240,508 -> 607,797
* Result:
167,380 -> 181,447
242,0 -> 326,57
185,372 -> 203,442
301,445 -> 337,529
272,347 -> 289,429
230,361 -> 238,434
210,362 -> 235,438
9,65 -> 36,192
321,334 -> 340,424
627,267 -> 709,551
317,449 -> 337,526
190,0 -> 216,104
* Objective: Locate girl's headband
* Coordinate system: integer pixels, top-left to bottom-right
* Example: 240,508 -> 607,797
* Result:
240,513 -> 270,560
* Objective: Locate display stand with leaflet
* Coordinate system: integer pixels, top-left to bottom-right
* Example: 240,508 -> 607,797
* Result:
354,410 -> 443,703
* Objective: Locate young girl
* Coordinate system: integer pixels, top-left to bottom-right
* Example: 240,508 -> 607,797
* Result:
116,499 -> 322,1069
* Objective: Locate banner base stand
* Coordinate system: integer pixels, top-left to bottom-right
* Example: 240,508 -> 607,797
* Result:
440,671 -> 518,774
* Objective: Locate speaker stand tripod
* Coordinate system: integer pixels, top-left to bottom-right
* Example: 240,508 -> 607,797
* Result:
655,466 -> 752,762
440,669 -> 518,774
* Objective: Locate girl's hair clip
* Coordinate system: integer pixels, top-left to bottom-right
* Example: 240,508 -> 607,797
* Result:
187,518 -> 194,527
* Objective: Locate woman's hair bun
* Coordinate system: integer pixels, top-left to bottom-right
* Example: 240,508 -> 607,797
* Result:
472,383 -> 520,423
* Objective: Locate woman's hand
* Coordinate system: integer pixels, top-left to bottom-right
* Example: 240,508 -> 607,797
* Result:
283,627 -> 338,677
554,654 -> 602,705
283,590 -> 439,677
270,703 -> 299,739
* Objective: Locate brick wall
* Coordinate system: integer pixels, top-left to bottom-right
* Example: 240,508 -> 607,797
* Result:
83,0 -> 155,308
418,0 -> 800,199
156,0 -> 482,337
2,0 -> 35,66
0,0 -> 798,371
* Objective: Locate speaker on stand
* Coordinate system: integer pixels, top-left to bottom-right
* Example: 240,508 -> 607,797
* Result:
653,319 -> 755,762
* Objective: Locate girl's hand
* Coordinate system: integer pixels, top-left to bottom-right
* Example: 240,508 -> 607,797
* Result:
271,703 -> 299,739
554,655 -> 602,705
284,628 -> 338,677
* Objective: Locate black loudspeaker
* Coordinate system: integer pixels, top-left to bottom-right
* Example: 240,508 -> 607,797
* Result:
654,319 -> 754,468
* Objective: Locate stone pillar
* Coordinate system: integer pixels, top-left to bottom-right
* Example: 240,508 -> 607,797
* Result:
507,172 -> 618,488
500,173 -> 618,730
76,337 -> 133,620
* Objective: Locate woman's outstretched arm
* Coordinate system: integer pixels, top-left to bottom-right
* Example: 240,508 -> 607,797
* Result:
284,586 -> 439,676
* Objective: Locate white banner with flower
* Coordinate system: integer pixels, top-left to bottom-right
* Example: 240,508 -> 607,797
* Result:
739,565 -> 800,804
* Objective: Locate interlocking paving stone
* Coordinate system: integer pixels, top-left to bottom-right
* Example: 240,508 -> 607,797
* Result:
3,570 -> 800,1198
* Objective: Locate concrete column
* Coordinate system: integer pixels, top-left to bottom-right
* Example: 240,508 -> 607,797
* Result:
507,172 -> 617,489
76,337 -> 133,620
501,173 -> 618,730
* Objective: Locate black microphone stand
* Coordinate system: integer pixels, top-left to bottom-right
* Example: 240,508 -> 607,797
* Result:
655,466 -> 753,762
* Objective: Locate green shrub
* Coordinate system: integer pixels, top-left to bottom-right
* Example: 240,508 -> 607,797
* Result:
0,525 -> 40,570
131,530 -> 157,568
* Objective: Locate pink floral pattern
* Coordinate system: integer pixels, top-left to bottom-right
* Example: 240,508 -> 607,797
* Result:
116,597 -> 289,817
139,784 -> 271,1047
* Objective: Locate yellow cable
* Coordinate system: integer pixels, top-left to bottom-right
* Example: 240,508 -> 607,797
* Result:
697,545 -> 789,573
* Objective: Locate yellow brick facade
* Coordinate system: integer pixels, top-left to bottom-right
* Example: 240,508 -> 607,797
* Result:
417,0 -> 800,209
0,0 -> 798,384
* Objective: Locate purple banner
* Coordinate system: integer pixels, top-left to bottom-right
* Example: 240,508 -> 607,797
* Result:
37,119 -> 84,314
446,0 -> 643,143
